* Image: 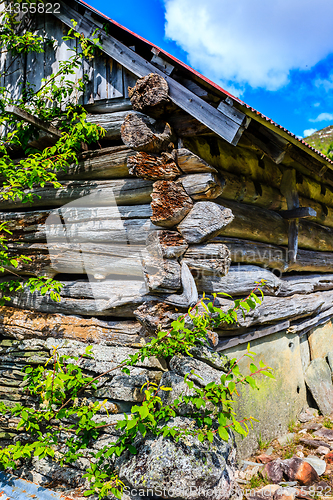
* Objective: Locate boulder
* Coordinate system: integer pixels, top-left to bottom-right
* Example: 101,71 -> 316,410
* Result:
116,417 -> 241,500
304,359 -> 333,415
280,457 -> 319,485
262,460 -> 284,484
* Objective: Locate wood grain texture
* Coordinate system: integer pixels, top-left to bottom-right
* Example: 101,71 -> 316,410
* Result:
0,178 -> 153,209
215,237 -> 333,273
128,151 -> 180,180
121,113 -> 174,153
177,201 -> 234,244
180,173 -> 224,200
150,180 -> 193,228
128,73 -> 170,117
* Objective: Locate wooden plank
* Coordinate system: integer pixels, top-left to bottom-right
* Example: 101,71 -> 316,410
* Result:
108,58 -> 124,98
279,207 -> 317,219
216,320 -> 290,351
4,105 -> 61,139
53,1 -> 247,145
280,169 -> 299,263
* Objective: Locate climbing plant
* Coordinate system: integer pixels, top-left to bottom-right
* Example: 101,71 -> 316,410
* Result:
0,282 -> 274,499
0,2 -> 105,303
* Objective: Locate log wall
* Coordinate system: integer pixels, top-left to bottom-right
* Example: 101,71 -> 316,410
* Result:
3,31 -> 333,461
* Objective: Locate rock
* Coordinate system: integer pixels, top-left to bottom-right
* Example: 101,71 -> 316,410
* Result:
189,345 -> 231,372
266,447 -> 274,455
273,487 -> 296,500
257,454 -> 274,464
303,456 -> 327,476
277,434 -> 295,447
95,368 -> 163,402
304,359 -> 333,415
300,422 -> 322,431
45,338 -> 167,373
324,451 -> 333,464
298,410 -> 316,423
281,458 -> 319,486
116,417 -> 241,500
313,427 -> 333,440
262,460 -> 284,484
169,354 -> 226,387
316,446 -> 331,455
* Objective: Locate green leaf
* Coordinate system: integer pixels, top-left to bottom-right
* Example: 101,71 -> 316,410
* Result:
218,426 -> 229,441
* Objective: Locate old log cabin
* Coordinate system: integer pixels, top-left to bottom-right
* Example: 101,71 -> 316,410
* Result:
1,0 -> 333,458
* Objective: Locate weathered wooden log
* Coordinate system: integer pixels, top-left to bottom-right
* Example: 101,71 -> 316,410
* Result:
213,289 -> 333,330
128,151 -> 181,180
197,265 -> 281,296
0,306 -> 145,345
59,145 -> 133,180
216,199 -> 333,253
177,201 -> 234,244
216,320 -> 291,350
287,306 -> 333,336
150,180 -> 193,228
146,231 -> 188,259
176,148 -> 218,174
128,73 -> 171,117
5,278 -> 151,317
215,237 -> 333,273
0,178 -> 153,210
1,206 -> 159,244
120,113 -> 174,153
182,243 -> 231,276
196,264 -> 333,297
86,111 -> 131,140
180,173 -> 224,200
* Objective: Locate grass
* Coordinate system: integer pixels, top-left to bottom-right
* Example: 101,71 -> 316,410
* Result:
257,432 -> 271,450
281,443 -> 297,459
323,418 -> 333,429
249,473 -> 269,489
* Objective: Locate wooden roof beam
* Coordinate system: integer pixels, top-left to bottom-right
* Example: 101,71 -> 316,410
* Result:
54,1 -> 249,146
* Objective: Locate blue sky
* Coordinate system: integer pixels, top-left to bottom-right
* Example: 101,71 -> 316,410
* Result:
88,0 -> 333,139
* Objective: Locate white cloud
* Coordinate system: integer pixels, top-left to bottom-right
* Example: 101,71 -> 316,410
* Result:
164,0 -> 333,91
303,128 -> 317,137
315,74 -> 333,92
313,102 -> 321,107
309,113 -> 333,122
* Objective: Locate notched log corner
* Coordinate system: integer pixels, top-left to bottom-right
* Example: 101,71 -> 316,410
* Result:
121,113 -> 174,153
128,73 -> 172,118
150,180 -> 193,228
146,231 -> 188,259
128,151 -> 181,180
177,201 -> 234,244
143,257 -> 181,293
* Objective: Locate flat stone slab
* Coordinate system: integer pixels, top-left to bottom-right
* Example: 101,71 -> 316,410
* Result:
314,428 -> 333,440
304,358 -> 333,415
328,351 -> 333,372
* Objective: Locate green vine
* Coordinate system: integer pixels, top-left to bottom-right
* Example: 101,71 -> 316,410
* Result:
0,283 -> 274,499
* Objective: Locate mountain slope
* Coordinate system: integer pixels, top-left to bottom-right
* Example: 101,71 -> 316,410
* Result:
304,125 -> 333,154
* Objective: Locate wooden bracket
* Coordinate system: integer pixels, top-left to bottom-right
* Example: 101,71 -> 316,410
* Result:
4,105 -> 61,139
279,207 -> 317,219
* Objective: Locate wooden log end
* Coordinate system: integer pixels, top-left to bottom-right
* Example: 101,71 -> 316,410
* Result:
177,202 -> 234,244
121,113 -> 174,153
128,151 -> 181,180
150,180 -> 193,228
146,230 -> 188,259
128,73 -> 171,117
